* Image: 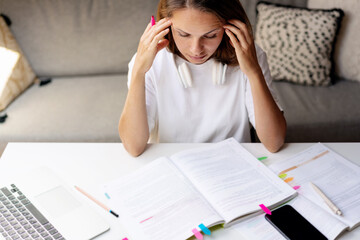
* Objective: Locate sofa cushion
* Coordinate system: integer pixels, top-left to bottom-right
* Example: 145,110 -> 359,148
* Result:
0,0 -> 159,77
0,74 -> 127,142
273,79 -> 360,142
308,0 -> 360,82
0,16 -> 36,111
240,0 -> 308,29
255,2 -> 343,86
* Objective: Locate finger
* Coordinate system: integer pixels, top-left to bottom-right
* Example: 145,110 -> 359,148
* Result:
151,18 -> 171,31
143,18 -> 168,38
149,19 -> 172,39
225,29 -> 241,50
157,39 -> 169,52
223,25 -> 248,49
142,19 -> 170,46
140,22 -> 154,44
228,19 -> 252,44
144,22 -> 152,34
151,28 -> 170,48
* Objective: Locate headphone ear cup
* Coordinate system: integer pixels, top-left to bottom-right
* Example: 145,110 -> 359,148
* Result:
221,64 -> 227,85
212,61 -> 220,85
178,62 -> 192,88
213,61 -> 227,85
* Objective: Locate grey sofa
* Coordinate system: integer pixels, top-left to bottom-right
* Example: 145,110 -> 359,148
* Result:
1,0 -> 359,143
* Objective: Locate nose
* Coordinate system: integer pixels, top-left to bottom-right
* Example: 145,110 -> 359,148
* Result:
190,38 -> 204,55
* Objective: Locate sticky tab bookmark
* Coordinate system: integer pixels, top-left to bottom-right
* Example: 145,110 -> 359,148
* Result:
122,238 -> 128,240
199,223 -> 211,235
259,204 -> 272,215
192,228 -> 204,240
293,185 -> 301,190
104,192 -> 111,199
257,156 -> 268,161
279,173 -> 287,179
284,177 -> 294,183
151,15 -> 156,26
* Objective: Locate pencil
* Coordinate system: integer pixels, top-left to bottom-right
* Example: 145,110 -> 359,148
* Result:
310,182 -> 342,216
74,186 -> 119,218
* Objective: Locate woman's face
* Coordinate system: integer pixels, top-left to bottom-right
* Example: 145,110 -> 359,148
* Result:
170,8 -> 224,64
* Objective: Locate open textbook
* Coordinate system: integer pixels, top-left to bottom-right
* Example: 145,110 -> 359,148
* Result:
103,138 -> 296,240
233,143 -> 360,240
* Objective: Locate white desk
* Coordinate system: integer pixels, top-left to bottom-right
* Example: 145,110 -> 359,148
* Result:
1,142 -> 360,239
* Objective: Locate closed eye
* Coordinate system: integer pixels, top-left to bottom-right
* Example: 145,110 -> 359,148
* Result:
178,32 -> 190,37
204,34 -> 217,39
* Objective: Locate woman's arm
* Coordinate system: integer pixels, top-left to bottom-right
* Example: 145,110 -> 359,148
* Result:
224,20 -> 286,152
119,70 -> 149,157
119,18 -> 172,156
245,71 -> 286,152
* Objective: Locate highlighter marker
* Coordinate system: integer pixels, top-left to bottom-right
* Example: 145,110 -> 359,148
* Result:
151,15 -> 156,26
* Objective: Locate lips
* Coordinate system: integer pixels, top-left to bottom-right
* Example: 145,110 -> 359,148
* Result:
188,54 -> 207,61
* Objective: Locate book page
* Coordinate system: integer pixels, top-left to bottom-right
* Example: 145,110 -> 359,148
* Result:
170,138 -> 296,224
103,157 -> 223,240
232,195 -> 348,240
269,143 -> 360,229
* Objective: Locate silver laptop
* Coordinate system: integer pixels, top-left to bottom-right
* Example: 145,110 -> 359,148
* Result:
0,167 -> 110,240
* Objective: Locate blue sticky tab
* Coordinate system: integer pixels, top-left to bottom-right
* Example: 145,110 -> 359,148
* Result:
199,223 -> 211,235
105,193 -> 110,199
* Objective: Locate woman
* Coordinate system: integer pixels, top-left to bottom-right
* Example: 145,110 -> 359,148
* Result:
119,0 -> 286,156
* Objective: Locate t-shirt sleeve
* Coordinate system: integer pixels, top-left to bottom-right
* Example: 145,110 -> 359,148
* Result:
245,45 -> 283,129
127,53 -> 157,135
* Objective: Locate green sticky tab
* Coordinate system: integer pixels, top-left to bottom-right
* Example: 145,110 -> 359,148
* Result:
279,173 -> 287,179
257,156 -> 268,161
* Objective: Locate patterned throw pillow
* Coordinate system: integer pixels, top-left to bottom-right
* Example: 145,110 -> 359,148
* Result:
308,0 -> 360,82
255,2 -> 344,86
0,15 -> 36,111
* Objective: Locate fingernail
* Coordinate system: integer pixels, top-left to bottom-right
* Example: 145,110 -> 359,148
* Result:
151,16 -> 155,26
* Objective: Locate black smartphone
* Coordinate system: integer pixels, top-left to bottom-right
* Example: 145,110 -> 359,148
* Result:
265,205 -> 327,240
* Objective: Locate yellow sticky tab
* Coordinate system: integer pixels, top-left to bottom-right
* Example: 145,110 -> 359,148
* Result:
279,173 -> 287,179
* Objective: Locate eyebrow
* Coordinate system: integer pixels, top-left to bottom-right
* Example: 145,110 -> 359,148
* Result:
174,27 -> 221,36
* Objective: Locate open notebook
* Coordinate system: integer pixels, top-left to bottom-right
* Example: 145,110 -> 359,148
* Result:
233,143 -> 360,240
102,138 -> 297,240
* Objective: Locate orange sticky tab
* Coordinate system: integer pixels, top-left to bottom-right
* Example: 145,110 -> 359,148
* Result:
284,177 -> 294,183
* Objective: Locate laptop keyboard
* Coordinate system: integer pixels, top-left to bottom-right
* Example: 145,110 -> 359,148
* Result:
0,184 -> 65,240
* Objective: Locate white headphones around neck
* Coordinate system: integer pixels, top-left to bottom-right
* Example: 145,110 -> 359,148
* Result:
176,59 -> 228,88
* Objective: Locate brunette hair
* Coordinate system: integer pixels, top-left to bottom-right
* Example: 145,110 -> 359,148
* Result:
156,0 -> 252,66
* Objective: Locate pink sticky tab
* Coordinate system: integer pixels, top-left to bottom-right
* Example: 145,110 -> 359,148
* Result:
122,238 -> 128,240
151,16 -> 156,26
259,204 -> 272,215
192,228 -> 203,240
293,185 -> 301,190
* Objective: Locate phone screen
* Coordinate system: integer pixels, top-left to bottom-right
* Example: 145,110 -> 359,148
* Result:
265,205 -> 327,240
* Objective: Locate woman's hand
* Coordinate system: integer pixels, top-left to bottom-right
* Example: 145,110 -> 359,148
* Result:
133,18 -> 172,75
223,20 -> 262,78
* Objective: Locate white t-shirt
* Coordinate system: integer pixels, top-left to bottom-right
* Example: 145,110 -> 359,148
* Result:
128,45 -> 281,143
